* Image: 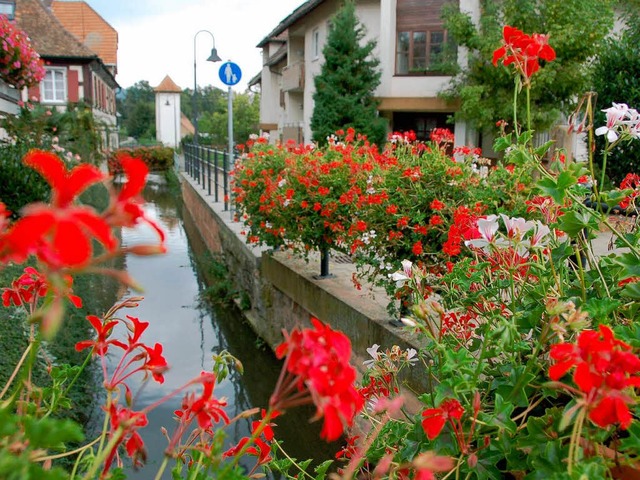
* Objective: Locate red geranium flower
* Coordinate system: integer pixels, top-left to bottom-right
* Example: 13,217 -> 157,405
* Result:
421,398 -> 464,440
270,318 -> 364,441
2,150 -> 116,268
549,325 -> 640,429
493,25 -> 556,83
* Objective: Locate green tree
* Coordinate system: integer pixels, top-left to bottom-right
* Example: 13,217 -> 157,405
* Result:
201,91 -> 260,148
441,0 -> 615,132
117,80 -> 156,141
591,5 -> 640,185
310,0 -> 387,147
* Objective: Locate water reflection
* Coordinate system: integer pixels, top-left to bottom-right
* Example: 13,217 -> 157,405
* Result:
105,174 -> 338,479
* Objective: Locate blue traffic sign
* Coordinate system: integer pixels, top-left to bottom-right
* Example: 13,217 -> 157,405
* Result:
219,62 -> 242,86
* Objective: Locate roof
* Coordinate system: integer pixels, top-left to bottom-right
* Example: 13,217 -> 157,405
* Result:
15,0 -> 99,59
265,43 -> 287,67
247,71 -> 261,88
181,113 -> 195,136
51,1 -> 118,67
256,0 -> 325,47
155,75 -> 182,93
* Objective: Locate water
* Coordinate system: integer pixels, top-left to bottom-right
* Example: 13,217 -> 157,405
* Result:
100,174 -> 339,479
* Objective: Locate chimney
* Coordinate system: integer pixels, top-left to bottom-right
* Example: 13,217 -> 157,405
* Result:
41,0 -> 53,10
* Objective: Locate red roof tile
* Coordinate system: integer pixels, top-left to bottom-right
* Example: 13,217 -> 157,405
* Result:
51,1 -> 118,68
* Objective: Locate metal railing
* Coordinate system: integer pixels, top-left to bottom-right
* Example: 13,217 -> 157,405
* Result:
183,143 -> 235,211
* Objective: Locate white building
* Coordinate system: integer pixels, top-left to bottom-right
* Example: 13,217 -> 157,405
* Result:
154,75 -> 183,148
250,0 -> 480,149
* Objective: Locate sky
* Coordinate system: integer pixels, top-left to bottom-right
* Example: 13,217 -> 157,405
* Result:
80,0 -> 305,91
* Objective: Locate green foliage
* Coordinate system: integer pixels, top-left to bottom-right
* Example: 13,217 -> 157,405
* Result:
201,90 -> 260,148
0,143 -> 50,218
107,146 -> 175,173
310,0 -> 387,146
442,0 -> 615,132
1,101 -> 104,165
591,19 -> 640,185
117,80 -> 156,140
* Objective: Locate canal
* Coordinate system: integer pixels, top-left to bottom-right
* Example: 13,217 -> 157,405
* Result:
103,173 -> 339,478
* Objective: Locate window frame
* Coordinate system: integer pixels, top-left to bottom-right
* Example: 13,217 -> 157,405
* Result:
395,28 -> 452,76
312,28 -> 320,60
0,0 -> 15,20
41,67 -> 67,103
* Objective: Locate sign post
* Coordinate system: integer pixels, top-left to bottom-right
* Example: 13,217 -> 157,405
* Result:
219,61 -> 242,217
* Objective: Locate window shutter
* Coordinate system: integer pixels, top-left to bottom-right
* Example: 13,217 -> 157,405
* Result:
68,69 -> 79,102
396,0 -> 452,30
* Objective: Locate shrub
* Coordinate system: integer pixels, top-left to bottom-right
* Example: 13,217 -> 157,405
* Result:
107,146 -> 175,174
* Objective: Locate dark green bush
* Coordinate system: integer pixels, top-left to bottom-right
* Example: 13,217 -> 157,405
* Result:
107,146 -> 175,174
0,143 -> 50,218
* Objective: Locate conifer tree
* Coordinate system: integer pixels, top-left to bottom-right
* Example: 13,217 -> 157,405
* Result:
310,0 -> 387,147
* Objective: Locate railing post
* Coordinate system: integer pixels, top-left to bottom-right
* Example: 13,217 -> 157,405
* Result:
214,150 -> 219,203
194,145 -> 198,179
223,151 -> 229,211
185,144 -> 190,176
207,148 -> 211,195
201,146 -> 206,190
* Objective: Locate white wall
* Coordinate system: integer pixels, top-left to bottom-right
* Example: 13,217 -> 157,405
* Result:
155,91 -> 181,148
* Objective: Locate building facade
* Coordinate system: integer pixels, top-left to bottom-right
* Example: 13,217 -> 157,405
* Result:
15,0 -> 119,149
253,0 -> 479,148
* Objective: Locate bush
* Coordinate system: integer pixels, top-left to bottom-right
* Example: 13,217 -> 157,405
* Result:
107,146 -> 175,174
0,143 -> 50,217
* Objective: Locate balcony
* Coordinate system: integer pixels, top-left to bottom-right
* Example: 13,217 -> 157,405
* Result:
282,62 -> 304,92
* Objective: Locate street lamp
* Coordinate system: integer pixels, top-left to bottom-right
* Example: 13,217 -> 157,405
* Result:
193,30 -> 221,144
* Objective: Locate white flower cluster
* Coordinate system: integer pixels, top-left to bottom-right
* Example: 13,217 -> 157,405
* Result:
595,102 -> 640,143
465,214 -> 551,255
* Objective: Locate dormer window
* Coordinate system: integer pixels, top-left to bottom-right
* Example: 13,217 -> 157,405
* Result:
0,0 -> 15,20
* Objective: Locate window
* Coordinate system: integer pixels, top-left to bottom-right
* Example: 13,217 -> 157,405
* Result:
0,0 -> 15,20
41,68 -> 67,103
312,28 -> 320,59
396,29 -> 453,75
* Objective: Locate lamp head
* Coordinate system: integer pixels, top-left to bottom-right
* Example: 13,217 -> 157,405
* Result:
207,48 -> 222,63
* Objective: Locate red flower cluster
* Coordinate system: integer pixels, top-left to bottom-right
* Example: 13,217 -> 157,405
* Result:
421,398 -> 464,440
430,128 -> 454,145
223,409 -> 280,470
104,405 -> 149,473
549,325 -> 640,429
270,318 -> 364,441
0,15 -> 45,88
619,173 -> 640,210
0,151 -> 165,270
2,266 -> 81,311
492,25 -> 556,82
174,372 -> 230,430
76,313 -> 169,387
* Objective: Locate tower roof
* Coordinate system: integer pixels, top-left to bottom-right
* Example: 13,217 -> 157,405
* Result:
155,75 -> 182,93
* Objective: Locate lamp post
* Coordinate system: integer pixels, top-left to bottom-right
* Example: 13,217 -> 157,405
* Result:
192,30 -> 221,145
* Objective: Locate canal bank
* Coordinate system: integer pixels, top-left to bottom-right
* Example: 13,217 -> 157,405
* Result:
180,172 -> 429,393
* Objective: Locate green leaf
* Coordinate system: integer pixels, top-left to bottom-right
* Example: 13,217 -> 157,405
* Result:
22,417 -> 84,449
622,281 -> 640,299
493,134 -> 513,152
517,130 -> 533,146
613,252 -> 640,278
480,394 -> 517,435
537,171 -> 577,204
599,189 -> 630,208
556,210 -> 599,238
314,459 -> 333,479
534,140 -> 555,157
582,297 -> 621,320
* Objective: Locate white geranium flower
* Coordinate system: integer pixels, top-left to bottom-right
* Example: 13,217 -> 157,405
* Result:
363,344 -> 380,367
